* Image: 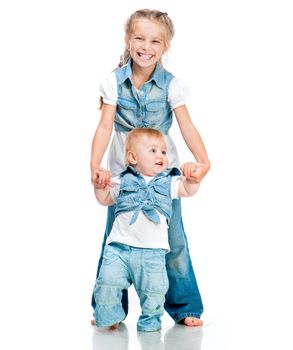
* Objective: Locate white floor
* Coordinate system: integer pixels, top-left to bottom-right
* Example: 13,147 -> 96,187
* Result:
92,322 -> 205,350
91,318 -> 224,350
90,287 -> 227,350
88,284 -> 292,350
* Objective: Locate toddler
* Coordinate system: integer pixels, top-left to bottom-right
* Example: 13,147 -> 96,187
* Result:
93,128 -> 200,332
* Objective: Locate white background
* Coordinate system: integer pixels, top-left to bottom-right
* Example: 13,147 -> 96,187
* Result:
1,0 -> 292,349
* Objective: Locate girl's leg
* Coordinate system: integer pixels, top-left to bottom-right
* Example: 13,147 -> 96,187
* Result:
91,205 -> 128,315
164,199 -> 204,323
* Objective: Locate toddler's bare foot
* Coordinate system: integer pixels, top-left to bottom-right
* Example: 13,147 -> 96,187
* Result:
109,323 -> 119,330
90,319 -> 120,330
182,317 -> 203,327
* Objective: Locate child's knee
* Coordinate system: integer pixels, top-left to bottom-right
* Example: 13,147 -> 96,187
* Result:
94,285 -> 122,304
166,252 -> 189,274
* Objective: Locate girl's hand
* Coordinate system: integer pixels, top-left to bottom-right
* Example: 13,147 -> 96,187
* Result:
180,162 -> 210,183
91,167 -> 112,188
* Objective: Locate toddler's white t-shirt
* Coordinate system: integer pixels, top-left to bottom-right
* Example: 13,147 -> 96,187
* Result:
106,175 -> 183,251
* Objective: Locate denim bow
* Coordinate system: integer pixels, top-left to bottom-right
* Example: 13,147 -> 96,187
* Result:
115,166 -> 180,225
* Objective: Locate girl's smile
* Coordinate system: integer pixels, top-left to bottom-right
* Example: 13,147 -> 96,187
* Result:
137,53 -> 154,61
128,19 -> 166,70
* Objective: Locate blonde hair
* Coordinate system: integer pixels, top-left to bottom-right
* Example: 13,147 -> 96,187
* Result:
119,9 -> 175,67
125,128 -> 165,164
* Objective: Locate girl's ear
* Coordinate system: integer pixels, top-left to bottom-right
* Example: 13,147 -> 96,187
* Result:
127,151 -> 137,165
163,42 -> 170,55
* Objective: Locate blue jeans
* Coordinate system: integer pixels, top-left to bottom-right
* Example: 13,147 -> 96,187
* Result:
93,243 -> 168,331
91,199 -> 203,323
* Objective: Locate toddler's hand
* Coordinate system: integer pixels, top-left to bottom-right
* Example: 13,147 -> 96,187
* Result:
180,162 -> 209,183
91,167 -> 112,188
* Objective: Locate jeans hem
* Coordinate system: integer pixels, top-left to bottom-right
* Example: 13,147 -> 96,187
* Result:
95,317 -> 125,327
137,326 -> 161,332
174,313 -> 202,323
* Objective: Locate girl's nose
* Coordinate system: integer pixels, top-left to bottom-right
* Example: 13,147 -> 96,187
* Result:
142,40 -> 151,50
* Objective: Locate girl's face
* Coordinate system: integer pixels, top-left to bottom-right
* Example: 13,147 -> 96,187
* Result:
127,19 -> 167,70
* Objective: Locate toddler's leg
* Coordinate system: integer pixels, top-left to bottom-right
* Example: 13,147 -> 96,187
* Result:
91,205 -> 128,316
132,248 -> 169,332
93,244 -> 130,328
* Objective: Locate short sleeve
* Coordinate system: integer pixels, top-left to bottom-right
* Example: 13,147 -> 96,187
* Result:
109,177 -> 121,202
168,78 -> 189,110
99,72 -> 118,105
171,175 -> 183,199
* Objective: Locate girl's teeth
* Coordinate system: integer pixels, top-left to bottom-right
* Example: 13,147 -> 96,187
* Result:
138,53 -> 152,60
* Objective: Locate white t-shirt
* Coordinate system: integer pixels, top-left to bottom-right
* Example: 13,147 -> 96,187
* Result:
106,175 -> 183,251
100,72 -> 189,177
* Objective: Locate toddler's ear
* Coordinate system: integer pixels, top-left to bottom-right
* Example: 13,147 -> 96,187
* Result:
127,151 -> 137,165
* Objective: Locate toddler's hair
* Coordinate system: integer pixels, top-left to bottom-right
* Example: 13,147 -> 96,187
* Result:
125,128 -> 165,164
119,9 -> 175,67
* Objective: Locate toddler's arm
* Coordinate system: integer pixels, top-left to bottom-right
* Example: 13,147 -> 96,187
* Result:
178,177 -> 200,197
94,179 -> 115,206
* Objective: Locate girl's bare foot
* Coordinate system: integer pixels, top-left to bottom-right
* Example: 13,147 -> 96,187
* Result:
91,319 -> 120,330
182,317 -> 203,327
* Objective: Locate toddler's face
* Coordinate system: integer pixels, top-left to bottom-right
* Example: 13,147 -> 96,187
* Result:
127,19 -> 167,70
129,135 -> 168,176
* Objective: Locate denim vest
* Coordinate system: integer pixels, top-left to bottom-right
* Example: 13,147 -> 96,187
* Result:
114,60 -> 174,135
115,166 -> 181,225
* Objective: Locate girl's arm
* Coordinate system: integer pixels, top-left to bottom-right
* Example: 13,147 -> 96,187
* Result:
90,104 -> 116,186
174,105 -> 210,183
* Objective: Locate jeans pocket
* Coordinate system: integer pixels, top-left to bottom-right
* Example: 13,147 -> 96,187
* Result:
102,244 -> 119,265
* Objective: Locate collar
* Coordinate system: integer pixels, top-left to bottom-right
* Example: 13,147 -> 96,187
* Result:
120,165 -> 141,177
121,166 -> 181,178
117,59 -> 165,89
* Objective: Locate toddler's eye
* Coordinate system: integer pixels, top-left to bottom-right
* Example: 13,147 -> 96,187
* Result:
162,150 -> 167,155
150,148 -> 156,153
152,40 -> 161,44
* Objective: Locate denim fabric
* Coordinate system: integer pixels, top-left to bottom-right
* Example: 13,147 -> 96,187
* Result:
93,243 -> 168,332
91,200 -> 204,323
115,166 -> 181,224
114,60 -> 174,134
165,199 -> 203,322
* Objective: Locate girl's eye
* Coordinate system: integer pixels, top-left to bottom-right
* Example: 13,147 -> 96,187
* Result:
152,40 -> 160,44
162,150 -> 167,155
150,148 -> 156,153
134,37 -> 143,41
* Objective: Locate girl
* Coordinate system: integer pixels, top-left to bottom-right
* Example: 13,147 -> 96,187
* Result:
91,9 -> 210,327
